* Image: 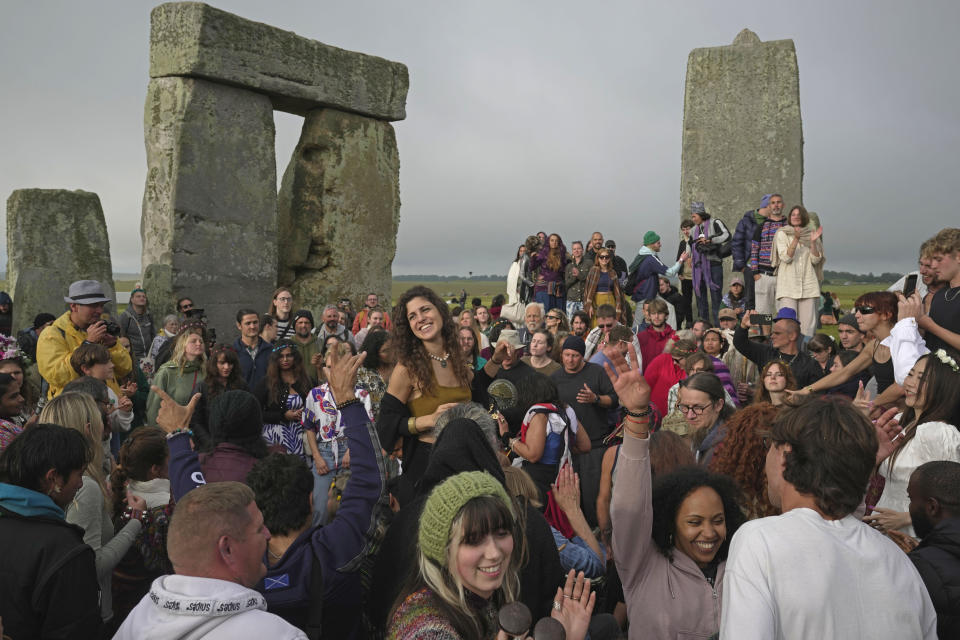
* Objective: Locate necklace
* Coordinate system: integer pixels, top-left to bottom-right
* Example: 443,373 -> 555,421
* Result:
945,286 -> 960,302
428,351 -> 450,368
267,545 -> 284,561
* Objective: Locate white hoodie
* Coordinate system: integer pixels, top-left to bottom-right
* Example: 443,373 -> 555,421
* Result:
113,575 -> 307,640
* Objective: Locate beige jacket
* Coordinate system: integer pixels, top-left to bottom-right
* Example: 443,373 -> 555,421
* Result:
772,227 -> 824,299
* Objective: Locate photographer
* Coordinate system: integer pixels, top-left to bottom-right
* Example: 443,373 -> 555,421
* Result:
37,280 -> 131,399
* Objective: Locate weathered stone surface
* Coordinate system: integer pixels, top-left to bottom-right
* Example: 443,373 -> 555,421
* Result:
150,2 -> 409,121
277,108 -> 400,318
6,189 -> 115,331
680,29 -> 803,283
141,76 -> 277,339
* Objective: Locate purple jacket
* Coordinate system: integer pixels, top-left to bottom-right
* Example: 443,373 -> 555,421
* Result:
530,243 -> 569,286
612,435 -> 724,639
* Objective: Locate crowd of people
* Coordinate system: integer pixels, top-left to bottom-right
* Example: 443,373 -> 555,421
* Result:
0,212 -> 958,640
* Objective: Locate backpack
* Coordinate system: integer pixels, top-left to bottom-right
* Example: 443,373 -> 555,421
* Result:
625,254 -> 650,294
701,219 -> 732,259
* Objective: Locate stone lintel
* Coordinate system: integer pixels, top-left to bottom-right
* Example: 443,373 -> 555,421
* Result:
149,2 -> 409,121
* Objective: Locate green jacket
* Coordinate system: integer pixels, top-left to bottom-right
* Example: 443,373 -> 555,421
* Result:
146,359 -> 205,427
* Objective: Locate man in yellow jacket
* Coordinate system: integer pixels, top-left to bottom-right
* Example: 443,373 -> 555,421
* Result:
37,280 -> 131,399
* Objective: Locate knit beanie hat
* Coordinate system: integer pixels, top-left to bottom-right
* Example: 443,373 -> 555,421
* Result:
418,471 -> 513,566
208,390 -> 263,443
562,335 -> 586,356
838,313 -> 862,332
643,231 -> 661,246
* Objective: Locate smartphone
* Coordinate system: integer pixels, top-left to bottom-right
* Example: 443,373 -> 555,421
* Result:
903,274 -> 918,298
755,313 -> 773,325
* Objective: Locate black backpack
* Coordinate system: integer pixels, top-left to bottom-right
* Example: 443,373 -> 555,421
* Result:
702,219 -> 732,259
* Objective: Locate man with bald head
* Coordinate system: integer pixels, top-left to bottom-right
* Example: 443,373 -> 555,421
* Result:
115,482 -> 307,639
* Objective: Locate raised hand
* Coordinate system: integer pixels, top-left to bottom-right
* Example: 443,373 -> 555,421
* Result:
897,292 -> 924,322
150,385 -> 201,433
874,407 -> 904,465
551,465 -> 582,516
600,343 -> 650,412
853,380 -> 873,417
550,570 -> 595,640
323,348 -> 367,405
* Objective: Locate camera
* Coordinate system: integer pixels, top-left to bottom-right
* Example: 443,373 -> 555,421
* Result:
104,320 -> 122,337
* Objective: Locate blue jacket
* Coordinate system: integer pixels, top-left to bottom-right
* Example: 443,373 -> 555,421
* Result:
732,210 -> 760,271
234,337 -> 272,390
166,404 -> 384,640
629,247 -> 682,302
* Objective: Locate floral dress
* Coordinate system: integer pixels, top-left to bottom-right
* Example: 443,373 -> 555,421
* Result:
261,392 -> 308,462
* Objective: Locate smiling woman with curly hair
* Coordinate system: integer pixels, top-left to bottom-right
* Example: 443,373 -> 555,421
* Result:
710,402 -> 782,520
376,286 -> 509,505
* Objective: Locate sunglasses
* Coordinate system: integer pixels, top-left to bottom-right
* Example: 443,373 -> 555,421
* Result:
547,315 -> 562,321
597,322 -> 614,329
598,255 -> 611,260
855,306 -> 875,315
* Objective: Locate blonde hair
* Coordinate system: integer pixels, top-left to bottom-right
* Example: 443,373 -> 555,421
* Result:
167,482 -> 254,570
502,466 -> 543,509
40,392 -> 108,499
170,327 -> 206,371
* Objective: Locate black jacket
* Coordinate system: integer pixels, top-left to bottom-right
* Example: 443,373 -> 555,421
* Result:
732,325 -> 824,388
910,517 -> 960,639
0,504 -> 101,639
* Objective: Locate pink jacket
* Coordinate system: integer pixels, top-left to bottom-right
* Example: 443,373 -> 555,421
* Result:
611,436 -> 724,639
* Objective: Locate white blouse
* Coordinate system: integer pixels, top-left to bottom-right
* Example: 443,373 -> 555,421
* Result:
773,228 -> 823,300
877,420 -> 960,535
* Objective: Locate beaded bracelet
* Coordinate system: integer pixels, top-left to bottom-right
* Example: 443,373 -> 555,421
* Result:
166,428 -> 193,440
624,406 -> 652,418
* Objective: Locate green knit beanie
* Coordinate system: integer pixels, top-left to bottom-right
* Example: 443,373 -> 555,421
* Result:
643,230 -> 661,246
418,471 -> 514,566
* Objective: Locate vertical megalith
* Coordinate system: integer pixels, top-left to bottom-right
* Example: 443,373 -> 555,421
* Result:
680,29 -> 803,282
141,76 -> 277,337
277,108 -> 400,318
6,189 -> 116,331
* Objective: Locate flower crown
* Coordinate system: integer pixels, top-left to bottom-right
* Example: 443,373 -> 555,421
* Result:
934,349 -> 959,373
0,334 -> 26,364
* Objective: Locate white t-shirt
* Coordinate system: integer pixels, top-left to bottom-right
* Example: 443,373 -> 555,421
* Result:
721,508 -> 937,639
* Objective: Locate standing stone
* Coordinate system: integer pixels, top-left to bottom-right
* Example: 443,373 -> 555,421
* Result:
149,2 -> 409,120
680,29 -> 803,285
277,108 -> 400,318
141,76 -> 277,338
6,189 -> 115,331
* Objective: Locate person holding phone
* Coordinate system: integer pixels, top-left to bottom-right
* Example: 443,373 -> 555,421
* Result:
731,308 -> 824,388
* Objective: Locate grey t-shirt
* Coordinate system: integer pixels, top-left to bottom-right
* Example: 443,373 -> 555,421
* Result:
551,362 -> 618,444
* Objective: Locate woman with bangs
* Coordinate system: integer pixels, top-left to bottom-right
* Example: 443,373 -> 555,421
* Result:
864,349 -> 960,535
377,287 -> 509,505
791,291 -> 903,410
530,233 -> 569,313
388,471 -> 593,640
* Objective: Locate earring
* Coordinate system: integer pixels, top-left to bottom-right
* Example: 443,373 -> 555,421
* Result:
48,484 -> 62,496
668,533 -> 674,545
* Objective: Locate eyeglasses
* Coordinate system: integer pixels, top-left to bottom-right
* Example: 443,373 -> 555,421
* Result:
676,402 -> 712,416
180,303 -> 194,311
276,297 -> 292,303
547,314 -> 562,321
855,306 -> 875,315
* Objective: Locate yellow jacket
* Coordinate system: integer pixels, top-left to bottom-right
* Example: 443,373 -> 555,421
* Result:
37,311 -> 132,399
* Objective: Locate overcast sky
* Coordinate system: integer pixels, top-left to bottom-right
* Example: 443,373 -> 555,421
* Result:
2,0 -> 958,279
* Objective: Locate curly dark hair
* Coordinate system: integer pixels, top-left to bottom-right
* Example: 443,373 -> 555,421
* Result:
360,329 -> 391,370
650,466 -> 745,562
391,286 -> 471,395
710,403 -> 781,519
247,453 -> 314,536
